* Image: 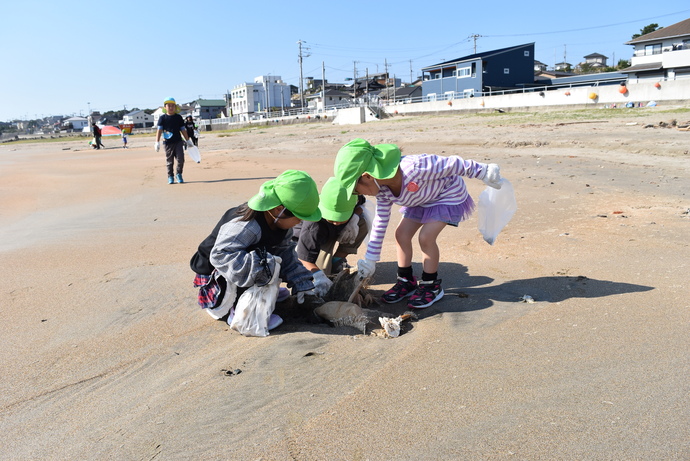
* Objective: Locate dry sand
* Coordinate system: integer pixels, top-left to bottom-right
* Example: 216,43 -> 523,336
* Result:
1,109 -> 689,460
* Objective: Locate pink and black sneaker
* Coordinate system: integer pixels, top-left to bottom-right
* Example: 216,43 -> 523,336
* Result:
381,276 -> 417,303
408,279 -> 444,309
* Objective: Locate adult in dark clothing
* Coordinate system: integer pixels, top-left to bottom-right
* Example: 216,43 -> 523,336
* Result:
184,115 -> 198,146
92,123 -> 105,149
154,97 -> 194,184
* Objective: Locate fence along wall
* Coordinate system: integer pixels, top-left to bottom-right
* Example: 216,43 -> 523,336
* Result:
385,79 -> 690,115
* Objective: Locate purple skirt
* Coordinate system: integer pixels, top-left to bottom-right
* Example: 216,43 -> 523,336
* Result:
400,197 -> 475,227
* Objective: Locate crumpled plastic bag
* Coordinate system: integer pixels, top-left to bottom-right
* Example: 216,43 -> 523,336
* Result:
230,258 -> 282,337
477,178 -> 517,245
186,145 -> 201,163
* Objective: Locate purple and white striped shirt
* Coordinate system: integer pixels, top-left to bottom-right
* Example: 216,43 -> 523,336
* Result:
365,154 -> 488,261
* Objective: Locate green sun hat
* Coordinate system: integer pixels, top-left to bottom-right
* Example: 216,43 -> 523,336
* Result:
333,138 -> 401,196
318,177 -> 357,222
247,170 -> 322,221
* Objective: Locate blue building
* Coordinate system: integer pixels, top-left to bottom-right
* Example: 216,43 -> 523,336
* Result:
421,43 -> 535,100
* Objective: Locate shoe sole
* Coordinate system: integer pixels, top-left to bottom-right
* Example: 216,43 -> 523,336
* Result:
408,289 -> 444,309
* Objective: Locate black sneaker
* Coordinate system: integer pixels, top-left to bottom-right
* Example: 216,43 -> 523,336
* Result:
408,279 -> 444,309
381,276 -> 417,303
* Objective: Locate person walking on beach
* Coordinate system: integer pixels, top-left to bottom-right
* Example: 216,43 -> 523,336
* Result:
184,115 -> 198,146
190,170 -> 322,333
155,97 -> 194,184
92,123 -> 105,149
122,131 -> 128,149
292,177 -> 370,297
334,138 -> 503,309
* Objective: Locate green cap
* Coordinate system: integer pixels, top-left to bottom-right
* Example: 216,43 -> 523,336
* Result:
247,170 -> 322,221
319,177 -> 357,222
333,138 -> 401,196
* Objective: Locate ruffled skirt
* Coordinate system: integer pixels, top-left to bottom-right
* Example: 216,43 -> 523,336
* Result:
400,196 -> 475,227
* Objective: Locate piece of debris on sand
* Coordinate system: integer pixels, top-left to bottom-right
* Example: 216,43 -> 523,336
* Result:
378,314 -> 412,338
314,301 -> 368,334
323,269 -> 376,307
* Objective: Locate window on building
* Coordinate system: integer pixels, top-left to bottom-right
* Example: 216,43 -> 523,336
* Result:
456,66 -> 471,78
644,43 -> 661,56
504,68 -> 510,74
524,51 -> 530,57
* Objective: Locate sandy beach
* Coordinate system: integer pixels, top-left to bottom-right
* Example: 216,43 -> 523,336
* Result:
1,109 -> 689,460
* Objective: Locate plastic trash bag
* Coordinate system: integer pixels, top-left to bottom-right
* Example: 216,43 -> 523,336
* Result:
230,258 -> 281,337
477,178 -> 517,245
187,145 -> 201,163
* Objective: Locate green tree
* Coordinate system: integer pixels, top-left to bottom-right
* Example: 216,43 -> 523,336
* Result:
617,59 -> 630,69
632,23 -> 661,40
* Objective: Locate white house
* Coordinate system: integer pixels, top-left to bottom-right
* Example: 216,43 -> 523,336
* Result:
231,75 -> 291,120
121,110 -> 153,128
62,116 -> 89,131
582,53 -> 608,69
622,17 -> 690,82
306,89 -> 353,111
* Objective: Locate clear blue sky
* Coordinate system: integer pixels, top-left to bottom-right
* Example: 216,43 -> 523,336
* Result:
2,1 -> 689,122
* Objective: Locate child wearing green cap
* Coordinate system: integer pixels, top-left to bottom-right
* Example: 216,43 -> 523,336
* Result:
292,177 -> 370,296
155,97 -> 194,184
334,138 -> 503,309
190,170 -> 322,333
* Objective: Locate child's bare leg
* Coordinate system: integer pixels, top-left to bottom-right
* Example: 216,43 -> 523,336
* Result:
418,221 -> 447,274
395,218 -> 422,267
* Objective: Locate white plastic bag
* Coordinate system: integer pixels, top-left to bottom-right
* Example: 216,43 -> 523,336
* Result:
230,259 -> 281,337
186,145 -> 201,163
477,178 -> 517,245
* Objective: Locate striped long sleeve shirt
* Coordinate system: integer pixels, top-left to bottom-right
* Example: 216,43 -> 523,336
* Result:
365,154 -> 488,261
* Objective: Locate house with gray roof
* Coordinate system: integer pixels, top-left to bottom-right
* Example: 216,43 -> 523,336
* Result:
621,17 -> 690,82
421,43 -> 535,100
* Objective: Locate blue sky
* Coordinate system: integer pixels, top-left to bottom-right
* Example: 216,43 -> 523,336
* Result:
2,1 -> 689,122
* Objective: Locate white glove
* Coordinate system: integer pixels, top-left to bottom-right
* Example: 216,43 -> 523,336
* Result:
482,163 -> 502,189
296,289 -> 316,304
357,258 -> 376,279
337,214 -> 359,244
312,270 -> 333,297
154,142 -> 160,152
186,138 -> 194,148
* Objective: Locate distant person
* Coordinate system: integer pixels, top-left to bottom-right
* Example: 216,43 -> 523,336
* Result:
184,115 -> 198,146
122,131 -> 128,149
155,97 -> 194,184
92,123 -> 105,149
292,177 -> 370,296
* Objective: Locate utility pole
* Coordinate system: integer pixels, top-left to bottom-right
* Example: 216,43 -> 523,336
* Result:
409,60 -> 413,84
353,61 -> 358,100
297,40 -> 310,113
365,68 -> 369,103
321,61 -> 326,113
470,34 -> 482,53
384,59 -> 389,102
563,45 -> 567,69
